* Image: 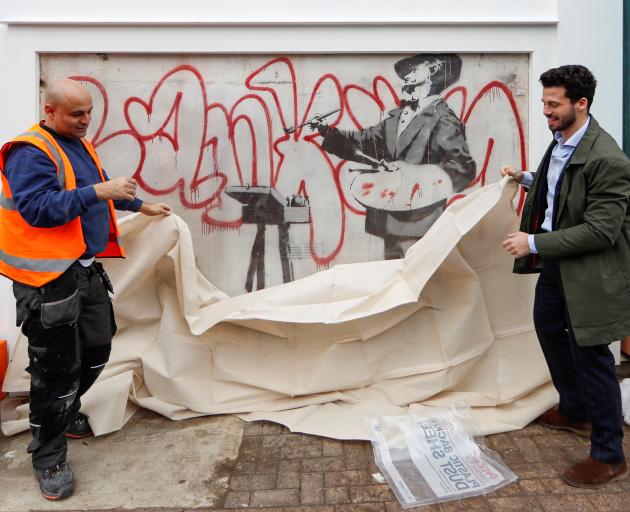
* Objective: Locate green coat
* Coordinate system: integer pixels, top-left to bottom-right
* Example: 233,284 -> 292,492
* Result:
514,117 -> 630,346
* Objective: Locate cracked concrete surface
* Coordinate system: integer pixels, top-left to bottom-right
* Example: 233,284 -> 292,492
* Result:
0,409 -> 244,511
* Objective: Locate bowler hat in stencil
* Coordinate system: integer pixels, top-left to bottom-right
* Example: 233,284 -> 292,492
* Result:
394,53 -> 462,93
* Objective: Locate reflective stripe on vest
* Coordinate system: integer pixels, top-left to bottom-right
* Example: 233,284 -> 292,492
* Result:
23,131 -> 67,189
0,249 -> 75,272
0,193 -> 15,210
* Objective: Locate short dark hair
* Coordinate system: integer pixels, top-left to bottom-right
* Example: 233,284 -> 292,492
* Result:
539,65 -> 597,111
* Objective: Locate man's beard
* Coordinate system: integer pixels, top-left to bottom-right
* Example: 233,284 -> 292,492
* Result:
548,108 -> 577,133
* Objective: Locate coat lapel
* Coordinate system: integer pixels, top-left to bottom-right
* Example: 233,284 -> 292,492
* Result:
394,102 -> 440,160
555,116 -> 600,223
384,109 -> 401,158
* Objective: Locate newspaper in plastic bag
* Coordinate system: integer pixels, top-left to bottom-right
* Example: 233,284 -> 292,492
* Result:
367,406 -> 517,507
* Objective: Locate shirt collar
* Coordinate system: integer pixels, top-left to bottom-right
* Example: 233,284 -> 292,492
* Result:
554,116 -> 591,148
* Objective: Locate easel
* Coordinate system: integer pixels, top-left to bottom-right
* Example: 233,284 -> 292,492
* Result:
226,186 -> 310,292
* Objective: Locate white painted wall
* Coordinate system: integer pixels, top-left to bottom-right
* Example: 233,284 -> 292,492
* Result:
0,0 -> 623,354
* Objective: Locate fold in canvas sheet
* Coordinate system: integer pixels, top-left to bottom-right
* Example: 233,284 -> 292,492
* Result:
1,179 -> 557,439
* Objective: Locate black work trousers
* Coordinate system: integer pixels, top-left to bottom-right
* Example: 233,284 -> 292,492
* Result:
13,262 -> 116,470
533,259 -> 624,464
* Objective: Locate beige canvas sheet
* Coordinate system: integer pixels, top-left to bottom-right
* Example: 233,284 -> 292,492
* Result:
1,178 -> 556,439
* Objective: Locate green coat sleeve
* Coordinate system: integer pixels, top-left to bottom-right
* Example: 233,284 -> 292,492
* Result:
534,157 -> 630,257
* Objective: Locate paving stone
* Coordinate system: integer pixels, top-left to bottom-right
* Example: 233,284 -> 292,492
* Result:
303,457 -> 346,472
301,472 -> 325,505
325,487 -> 352,505
491,481 -> 523,497
509,463 -> 558,479
322,439 -> 345,457
537,494 -> 597,512
609,475 -> 630,492
279,459 -> 301,473
230,473 -> 278,491
233,461 -> 257,475
344,442 -> 371,459
250,488 -> 300,507
259,446 -> 284,462
437,496 -> 492,511
282,444 -> 324,459
263,434 -> 303,449
384,501 -> 406,512
512,436 -> 546,463
334,503 -> 385,512
532,432 -> 585,448
588,492 -> 630,511
224,491 -> 251,508
518,478 -> 547,495
486,433 -> 517,450
225,415 -> 630,512
350,485 -> 395,503
302,433 -> 324,445
325,471 -> 372,487
384,501 -> 441,512
277,471 -> 301,489
255,455 -> 280,474
487,496 -> 544,511
490,447 -> 525,465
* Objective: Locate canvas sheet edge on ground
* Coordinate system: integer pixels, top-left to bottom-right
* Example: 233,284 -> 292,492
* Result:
1,178 -> 556,440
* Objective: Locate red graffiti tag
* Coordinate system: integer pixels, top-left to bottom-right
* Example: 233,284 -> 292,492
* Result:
73,58 -> 527,269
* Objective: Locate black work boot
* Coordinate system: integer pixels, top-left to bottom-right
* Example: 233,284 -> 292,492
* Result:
34,462 -> 74,500
65,413 -> 93,439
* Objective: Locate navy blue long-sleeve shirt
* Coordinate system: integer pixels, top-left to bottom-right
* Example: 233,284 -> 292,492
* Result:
3,125 -> 142,259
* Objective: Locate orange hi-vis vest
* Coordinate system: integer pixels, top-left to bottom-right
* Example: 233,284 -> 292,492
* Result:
0,123 -> 125,287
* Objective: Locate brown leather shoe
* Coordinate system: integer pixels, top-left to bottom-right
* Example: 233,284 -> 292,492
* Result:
537,406 -> 591,437
562,457 -> 628,488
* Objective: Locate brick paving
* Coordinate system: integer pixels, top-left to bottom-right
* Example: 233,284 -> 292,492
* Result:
215,420 -> 630,512
11,366 -> 630,511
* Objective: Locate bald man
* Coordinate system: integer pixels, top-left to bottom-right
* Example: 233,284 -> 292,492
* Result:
0,79 -> 171,500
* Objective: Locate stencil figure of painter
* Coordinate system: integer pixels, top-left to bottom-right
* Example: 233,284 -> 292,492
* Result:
311,53 -> 476,259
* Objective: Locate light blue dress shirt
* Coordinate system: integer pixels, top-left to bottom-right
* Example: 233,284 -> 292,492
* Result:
523,117 -> 591,254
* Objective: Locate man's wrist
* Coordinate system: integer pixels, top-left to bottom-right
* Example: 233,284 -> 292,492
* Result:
92,183 -> 107,201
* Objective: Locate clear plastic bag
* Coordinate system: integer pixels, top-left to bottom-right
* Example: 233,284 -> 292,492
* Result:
367,406 -> 517,508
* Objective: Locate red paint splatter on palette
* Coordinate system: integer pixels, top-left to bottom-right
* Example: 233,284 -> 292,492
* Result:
72,59 -> 527,267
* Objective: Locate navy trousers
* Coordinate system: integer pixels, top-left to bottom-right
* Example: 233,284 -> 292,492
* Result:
534,259 -> 624,464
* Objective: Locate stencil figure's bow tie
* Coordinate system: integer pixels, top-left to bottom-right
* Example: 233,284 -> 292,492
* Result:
400,99 -> 419,110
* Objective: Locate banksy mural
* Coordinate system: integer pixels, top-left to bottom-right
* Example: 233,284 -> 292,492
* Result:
40,53 -> 528,296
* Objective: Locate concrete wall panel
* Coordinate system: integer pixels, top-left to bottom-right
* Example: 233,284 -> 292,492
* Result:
41,53 -> 528,295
